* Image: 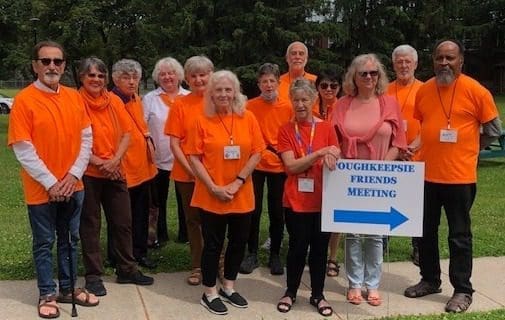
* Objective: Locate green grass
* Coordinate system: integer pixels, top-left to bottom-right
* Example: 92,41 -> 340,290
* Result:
1,95 -> 504,319
382,309 -> 505,320
0,88 -> 19,97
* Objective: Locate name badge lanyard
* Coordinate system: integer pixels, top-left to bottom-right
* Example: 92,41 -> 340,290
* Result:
217,112 -> 234,145
294,119 -> 315,176
396,81 -> 415,114
436,77 -> 459,129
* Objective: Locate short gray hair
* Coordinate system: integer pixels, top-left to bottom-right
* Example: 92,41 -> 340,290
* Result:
392,44 -> 418,62
152,57 -> 184,84
289,78 -> 317,103
78,57 -> 108,84
112,59 -> 142,80
342,53 -> 389,96
204,70 -> 246,117
285,41 -> 308,57
257,63 -> 280,80
184,55 -> 214,79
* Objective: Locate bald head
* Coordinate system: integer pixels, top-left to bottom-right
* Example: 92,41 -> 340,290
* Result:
433,40 -> 464,85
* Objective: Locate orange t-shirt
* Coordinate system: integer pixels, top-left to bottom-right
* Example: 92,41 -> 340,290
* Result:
387,79 -> 423,144
8,84 -> 90,205
121,94 -> 157,187
278,72 -> 317,101
187,110 -> 266,214
414,74 -> 498,183
277,120 -> 339,213
82,92 -> 132,178
246,96 -> 293,172
164,93 -> 204,182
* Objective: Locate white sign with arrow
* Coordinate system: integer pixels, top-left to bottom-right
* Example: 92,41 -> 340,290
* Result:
321,159 -> 424,236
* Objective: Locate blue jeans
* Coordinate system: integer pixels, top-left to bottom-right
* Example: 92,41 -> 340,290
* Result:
28,191 -> 84,297
345,234 -> 383,289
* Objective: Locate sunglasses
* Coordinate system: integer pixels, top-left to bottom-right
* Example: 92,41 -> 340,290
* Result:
358,70 -> 379,78
87,73 -> 106,79
36,58 -> 65,66
319,82 -> 339,90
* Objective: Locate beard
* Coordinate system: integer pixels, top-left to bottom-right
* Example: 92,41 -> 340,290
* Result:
41,73 -> 62,87
261,91 -> 277,102
435,68 -> 455,86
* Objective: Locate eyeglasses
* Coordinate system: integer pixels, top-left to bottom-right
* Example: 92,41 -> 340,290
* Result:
36,58 -> 65,66
87,73 -> 106,79
358,70 -> 379,78
319,82 -> 339,90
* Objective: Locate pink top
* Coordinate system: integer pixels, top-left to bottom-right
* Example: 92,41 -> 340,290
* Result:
330,95 -> 406,160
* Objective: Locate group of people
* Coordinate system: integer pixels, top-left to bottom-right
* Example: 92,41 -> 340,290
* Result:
7,38 -> 500,319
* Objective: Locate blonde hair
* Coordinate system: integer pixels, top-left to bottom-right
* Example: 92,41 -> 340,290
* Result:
204,70 -> 247,117
342,53 -> 389,96
152,57 -> 184,84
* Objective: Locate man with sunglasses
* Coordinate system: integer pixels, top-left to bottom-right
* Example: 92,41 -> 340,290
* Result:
404,39 -> 501,313
8,41 -> 97,318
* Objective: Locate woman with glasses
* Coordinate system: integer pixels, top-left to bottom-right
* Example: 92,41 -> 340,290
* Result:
276,78 -> 340,317
315,70 -> 341,120
330,54 -> 406,306
78,57 -> 154,297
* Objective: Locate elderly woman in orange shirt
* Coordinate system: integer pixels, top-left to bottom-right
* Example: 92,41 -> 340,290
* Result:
79,57 -> 154,297
187,70 -> 265,315
276,78 -> 340,317
165,55 -> 214,286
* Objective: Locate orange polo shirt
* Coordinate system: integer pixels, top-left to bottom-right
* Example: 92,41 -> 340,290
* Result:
246,96 -> 293,172
387,79 -> 423,144
278,72 -> 317,101
122,94 -> 157,187
277,120 -> 339,213
82,92 -> 132,178
187,110 -> 266,214
8,84 -> 90,205
414,74 -> 498,183
164,93 -> 204,182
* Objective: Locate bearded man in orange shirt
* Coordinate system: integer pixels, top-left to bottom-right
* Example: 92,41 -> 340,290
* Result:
404,39 -> 501,314
278,41 -> 317,100
8,41 -> 98,318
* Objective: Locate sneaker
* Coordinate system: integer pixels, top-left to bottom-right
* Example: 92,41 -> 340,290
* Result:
117,270 -> 154,285
85,279 -> 107,297
261,238 -> 271,250
268,254 -> 284,275
404,280 -> 441,298
200,294 -> 228,315
218,288 -> 248,308
239,254 -> 258,274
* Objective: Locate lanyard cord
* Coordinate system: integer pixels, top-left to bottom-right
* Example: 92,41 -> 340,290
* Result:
294,119 -> 315,157
395,81 -> 415,113
217,111 -> 234,144
436,77 -> 459,129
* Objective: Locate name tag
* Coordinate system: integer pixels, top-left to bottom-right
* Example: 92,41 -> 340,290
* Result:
224,145 -> 241,160
298,177 -> 314,193
403,119 -> 408,132
439,129 -> 458,143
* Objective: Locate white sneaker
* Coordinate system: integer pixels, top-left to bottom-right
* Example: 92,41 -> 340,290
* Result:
261,237 -> 271,250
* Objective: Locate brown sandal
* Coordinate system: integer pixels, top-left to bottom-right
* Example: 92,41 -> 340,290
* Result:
326,260 -> 339,277
38,296 -> 60,319
187,268 -> 202,286
57,288 -> 99,307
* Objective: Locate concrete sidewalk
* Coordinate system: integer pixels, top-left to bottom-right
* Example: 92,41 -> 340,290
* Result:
2,256 -> 504,319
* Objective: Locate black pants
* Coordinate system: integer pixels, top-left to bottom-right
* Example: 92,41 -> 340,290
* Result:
420,182 -> 475,294
246,170 -> 286,255
129,180 -> 152,259
175,184 -> 188,241
200,210 -> 252,287
284,208 -> 330,299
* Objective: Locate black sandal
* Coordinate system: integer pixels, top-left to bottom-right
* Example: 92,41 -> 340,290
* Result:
310,296 -> 333,317
326,259 -> 340,277
277,293 -> 296,313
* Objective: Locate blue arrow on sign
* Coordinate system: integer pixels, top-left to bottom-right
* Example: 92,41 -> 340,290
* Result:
333,207 -> 408,231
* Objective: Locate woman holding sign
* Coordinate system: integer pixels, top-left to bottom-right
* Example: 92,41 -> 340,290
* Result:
330,53 -> 406,306
276,78 -> 340,316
